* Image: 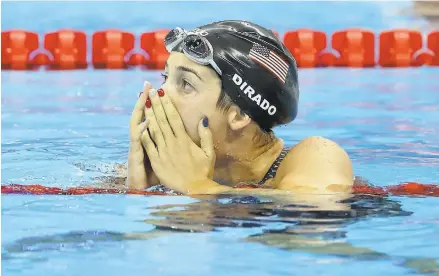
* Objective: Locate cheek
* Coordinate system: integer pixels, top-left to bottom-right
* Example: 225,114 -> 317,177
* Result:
165,91 -> 203,129
173,100 -> 204,141
168,91 -> 222,143
180,108 -> 202,133
208,111 -> 228,141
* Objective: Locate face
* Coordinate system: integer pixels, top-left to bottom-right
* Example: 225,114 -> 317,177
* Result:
160,52 -> 228,146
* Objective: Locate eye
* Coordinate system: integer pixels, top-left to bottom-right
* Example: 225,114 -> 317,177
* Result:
160,73 -> 168,84
182,79 -> 195,93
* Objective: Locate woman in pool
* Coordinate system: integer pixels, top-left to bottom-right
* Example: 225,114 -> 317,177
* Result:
127,20 -> 353,195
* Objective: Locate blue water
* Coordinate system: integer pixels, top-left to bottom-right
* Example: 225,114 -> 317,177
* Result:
2,1 -> 439,276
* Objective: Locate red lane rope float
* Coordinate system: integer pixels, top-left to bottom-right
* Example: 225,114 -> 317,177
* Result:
2,29 -> 439,70
1,182 -> 438,197
0,184 -> 170,196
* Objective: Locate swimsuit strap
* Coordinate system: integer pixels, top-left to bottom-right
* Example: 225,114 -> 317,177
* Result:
260,147 -> 290,184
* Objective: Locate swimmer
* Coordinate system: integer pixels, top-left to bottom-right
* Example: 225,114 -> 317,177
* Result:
127,20 -> 353,195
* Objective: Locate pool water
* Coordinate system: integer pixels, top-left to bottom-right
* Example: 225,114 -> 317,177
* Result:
2,1 -> 439,276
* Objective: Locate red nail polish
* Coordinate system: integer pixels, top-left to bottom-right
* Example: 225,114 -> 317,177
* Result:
145,98 -> 152,108
158,88 -> 165,97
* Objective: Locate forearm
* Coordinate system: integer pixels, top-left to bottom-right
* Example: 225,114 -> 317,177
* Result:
127,147 -> 148,189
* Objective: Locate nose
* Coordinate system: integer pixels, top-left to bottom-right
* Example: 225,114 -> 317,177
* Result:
160,83 -> 179,108
160,82 -> 172,98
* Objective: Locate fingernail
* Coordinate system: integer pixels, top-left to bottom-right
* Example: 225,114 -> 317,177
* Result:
149,88 -> 157,97
145,98 -> 152,108
144,81 -> 150,89
202,116 -> 209,127
158,88 -> 165,97
138,91 -> 143,98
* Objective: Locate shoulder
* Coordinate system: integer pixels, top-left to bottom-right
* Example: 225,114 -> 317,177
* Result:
286,136 -> 351,163
273,136 -> 354,191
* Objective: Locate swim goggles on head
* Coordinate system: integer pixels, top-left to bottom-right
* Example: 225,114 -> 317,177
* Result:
164,27 -> 223,76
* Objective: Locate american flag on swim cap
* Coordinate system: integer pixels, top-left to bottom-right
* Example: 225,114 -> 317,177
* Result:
249,43 -> 289,83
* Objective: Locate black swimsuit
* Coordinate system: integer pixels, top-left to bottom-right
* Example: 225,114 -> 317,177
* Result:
259,147 -> 290,184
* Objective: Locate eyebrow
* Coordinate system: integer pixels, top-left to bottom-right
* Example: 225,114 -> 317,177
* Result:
165,62 -> 204,82
177,66 -> 204,82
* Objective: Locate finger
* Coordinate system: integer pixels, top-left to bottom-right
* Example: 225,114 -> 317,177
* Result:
139,120 -> 149,131
198,116 -> 215,160
148,88 -> 175,142
130,93 -> 146,135
141,128 -> 159,159
131,120 -> 149,152
158,88 -> 187,139
131,81 -> 152,124
144,89 -> 167,150
130,81 -> 152,135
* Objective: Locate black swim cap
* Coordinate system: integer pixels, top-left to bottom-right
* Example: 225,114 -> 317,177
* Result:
165,20 -> 300,130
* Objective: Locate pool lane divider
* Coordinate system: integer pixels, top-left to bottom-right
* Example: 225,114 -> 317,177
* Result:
1,182 -> 438,197
2,28 -> 439,70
